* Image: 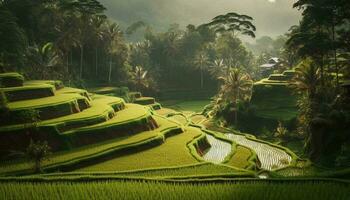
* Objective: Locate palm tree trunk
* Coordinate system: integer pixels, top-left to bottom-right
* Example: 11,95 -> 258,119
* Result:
332,20 -> 339,89
234,107 -> 238,127
108,57 -> 112,84
226,60 -> 230,76
66,53 -> 69,74
234,90 -> 239,127
317,25 -> 324,88
70,51 -> 73,66
138,79 -> 141,92
80,45 -> 84,79
200,65 -> 204,89
95,48 -> 98,76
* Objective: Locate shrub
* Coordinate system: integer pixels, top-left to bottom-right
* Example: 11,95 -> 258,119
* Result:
274,121 -> 288,138
26,140 -> 51,173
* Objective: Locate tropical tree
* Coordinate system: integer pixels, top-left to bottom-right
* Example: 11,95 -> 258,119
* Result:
288,59 -> 323,158
103,22 -> 124,83
291,0 -> 350,88
126,20 -> 146,36
217,68 -> 253,126
209,59 -> 227,78
132,66 -> 148,92
63,0 -> 106,79
289,59 -> 321,100
129,41 -> 151,69
337,52 -> 350,78
194,52 -> 211,89
0,7 -> 27,71
90,15 -> 107,76
26,42 -> 61,79
205,12 -> 256,38
215,33 -> 251,72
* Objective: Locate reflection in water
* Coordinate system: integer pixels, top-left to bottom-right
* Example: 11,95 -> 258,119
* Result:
226,134 -> 292,170
202,134 -> 232,163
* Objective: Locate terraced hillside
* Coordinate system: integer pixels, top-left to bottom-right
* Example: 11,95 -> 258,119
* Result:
252,70 -> 298,121
0,73 -> 347,199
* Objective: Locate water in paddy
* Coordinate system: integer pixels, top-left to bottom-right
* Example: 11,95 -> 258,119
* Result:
226,134 -> 292,170
202,134 -> 232,163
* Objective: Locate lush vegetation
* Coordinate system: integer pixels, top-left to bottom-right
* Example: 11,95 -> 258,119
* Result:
0,0 -> 350,199
0,179 -> 349,200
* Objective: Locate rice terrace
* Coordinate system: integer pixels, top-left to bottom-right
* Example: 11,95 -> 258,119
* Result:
0,0 -> 350,199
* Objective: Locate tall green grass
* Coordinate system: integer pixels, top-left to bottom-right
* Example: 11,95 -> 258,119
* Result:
0,179 -> 348,200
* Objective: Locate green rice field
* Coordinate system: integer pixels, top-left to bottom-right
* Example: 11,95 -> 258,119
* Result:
0,179 -> 348,200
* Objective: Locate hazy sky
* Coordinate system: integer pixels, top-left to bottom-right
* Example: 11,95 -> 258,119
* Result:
99,0 -> 301,39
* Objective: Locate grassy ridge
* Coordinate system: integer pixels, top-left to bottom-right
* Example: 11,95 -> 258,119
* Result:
0,73 -> 24,87
0,116 -> 180,175
77,126 -> 203,172
1,84 -> 55,102
227,146 -> 255,169
134,97 -> 156,105
38,163 -> 254,178
160,100 -> 210,113
25,80 -> 64,90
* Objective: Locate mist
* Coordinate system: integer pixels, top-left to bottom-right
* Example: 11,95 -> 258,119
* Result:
100,0 -> 301,39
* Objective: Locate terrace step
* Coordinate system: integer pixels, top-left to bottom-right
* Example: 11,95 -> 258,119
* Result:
134,97 -> 156,105
149,102 -> 162,110
6,93 -> 89,122
61,104 -> 157,139
129,91 -> 142,99
0,115 -> 183,175
42,103 -> 115,133
55,87 -> 90,101
0,102 -> 155,155
38,163 -> 253,179
91,94 -> 125,112
0,72 -> 24,88
77,125 -> 201,172
88,86 -> 129,97
38,96 -> 126,133
0,84 -> 55,102
25,80 -> 64,90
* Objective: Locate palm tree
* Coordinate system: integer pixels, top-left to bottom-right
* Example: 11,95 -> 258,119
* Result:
337,52 -> 350,77
90,15 -> 106,76
218,68 -> 253,126
288,59 -> 323,157
209,59 -> 227,78
59,0 -> 106,79
26,42 -> 61,79
194,52 -> 210,89
289,59 -> 321,100
103,22 -> 123,83
133,66 -> 148,92
129,40 -> 151,68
